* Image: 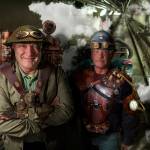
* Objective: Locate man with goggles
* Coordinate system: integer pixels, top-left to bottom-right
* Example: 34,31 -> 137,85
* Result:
74,30 -> 140,150
0,25 -> 74,150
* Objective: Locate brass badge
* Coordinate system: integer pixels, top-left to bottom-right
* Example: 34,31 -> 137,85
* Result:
24,91 -> 36,107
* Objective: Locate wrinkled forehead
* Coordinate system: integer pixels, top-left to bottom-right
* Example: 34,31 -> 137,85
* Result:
12,42 -> 43,51
12,42 -> 42,46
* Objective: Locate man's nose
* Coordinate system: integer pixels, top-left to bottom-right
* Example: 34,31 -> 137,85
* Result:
26,45 -> 34,55
98,51 -> 104,58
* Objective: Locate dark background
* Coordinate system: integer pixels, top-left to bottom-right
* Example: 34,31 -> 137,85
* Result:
0,0 -> 46,30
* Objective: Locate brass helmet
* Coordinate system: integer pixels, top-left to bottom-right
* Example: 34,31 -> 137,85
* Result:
5,25 -> 46,46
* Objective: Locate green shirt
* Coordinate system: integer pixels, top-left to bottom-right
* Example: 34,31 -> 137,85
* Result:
19,68 -> 38,92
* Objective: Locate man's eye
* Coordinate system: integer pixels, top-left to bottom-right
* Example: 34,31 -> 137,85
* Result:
32,44 -> 41,50
16,44 -> 27,48
22,45 -> 27,48
32,45 -> 38,49
93,49 -> 100,53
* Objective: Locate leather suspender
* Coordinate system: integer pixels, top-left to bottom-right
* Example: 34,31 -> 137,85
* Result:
0,63 -> 25,96
0,63 -> 50,98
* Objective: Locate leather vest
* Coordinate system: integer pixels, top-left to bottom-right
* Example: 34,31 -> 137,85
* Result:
84,82 -> 114,125
75,67 -> 126,133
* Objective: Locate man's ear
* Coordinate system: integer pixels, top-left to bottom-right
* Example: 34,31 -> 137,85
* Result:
11,44 -> 15,50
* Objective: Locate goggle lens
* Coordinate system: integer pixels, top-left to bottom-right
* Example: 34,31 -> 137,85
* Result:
91,42 -> 109,49
16,31 -> 44,39
91,42 -> 114,50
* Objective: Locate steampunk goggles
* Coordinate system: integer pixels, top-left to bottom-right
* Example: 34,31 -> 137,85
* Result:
16,31 -> 44,39
90,42 -> 114,51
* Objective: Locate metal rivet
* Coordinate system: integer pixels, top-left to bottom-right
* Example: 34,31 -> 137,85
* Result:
14,81 -> 20,88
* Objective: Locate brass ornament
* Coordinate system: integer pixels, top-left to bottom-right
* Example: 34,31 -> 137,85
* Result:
23,91 -> 36,107
14,81 -> 20,88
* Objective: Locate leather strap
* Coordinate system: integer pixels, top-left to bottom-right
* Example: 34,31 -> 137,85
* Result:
0,63 -> 50,97
92,85 -> 112,100
0,63 -> 25,96
35,66 -> 51,96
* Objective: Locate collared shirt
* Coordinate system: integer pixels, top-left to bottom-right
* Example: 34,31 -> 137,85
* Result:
19,68 -> 38,92
19,67 -> 42,142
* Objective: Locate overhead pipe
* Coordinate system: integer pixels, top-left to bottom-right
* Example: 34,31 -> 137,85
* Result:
127,19 -> 149,85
